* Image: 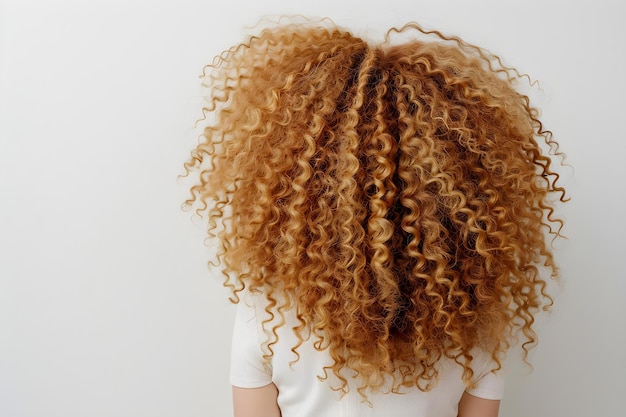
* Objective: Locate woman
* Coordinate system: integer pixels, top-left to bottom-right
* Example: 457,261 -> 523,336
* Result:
184,19 -> 566,417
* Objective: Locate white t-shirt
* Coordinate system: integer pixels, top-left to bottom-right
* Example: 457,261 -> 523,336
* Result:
230,291 -> 503,417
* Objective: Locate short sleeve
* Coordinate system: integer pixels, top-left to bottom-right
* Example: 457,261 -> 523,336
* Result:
466,370 -> 504,400
465,353 -> 504,400
229,294 -> 273,388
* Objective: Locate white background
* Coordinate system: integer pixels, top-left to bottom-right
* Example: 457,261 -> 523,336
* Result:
1,0 -> 625,416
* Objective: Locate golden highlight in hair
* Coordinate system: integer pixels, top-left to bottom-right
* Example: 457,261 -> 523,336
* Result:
184,20 -> 567,396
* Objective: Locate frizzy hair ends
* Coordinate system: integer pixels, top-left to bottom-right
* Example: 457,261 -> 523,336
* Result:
184,19 -> 567,395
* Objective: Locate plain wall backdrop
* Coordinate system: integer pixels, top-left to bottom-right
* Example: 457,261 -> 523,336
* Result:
1,0 -> 624,416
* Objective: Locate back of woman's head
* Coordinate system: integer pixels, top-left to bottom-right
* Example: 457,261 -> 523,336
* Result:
184,20 -> 567,395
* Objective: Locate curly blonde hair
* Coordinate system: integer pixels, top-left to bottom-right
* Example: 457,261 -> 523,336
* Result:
184,20 -> 567,395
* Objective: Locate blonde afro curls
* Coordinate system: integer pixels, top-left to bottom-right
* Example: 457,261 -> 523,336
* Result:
184,19 -> 567,395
